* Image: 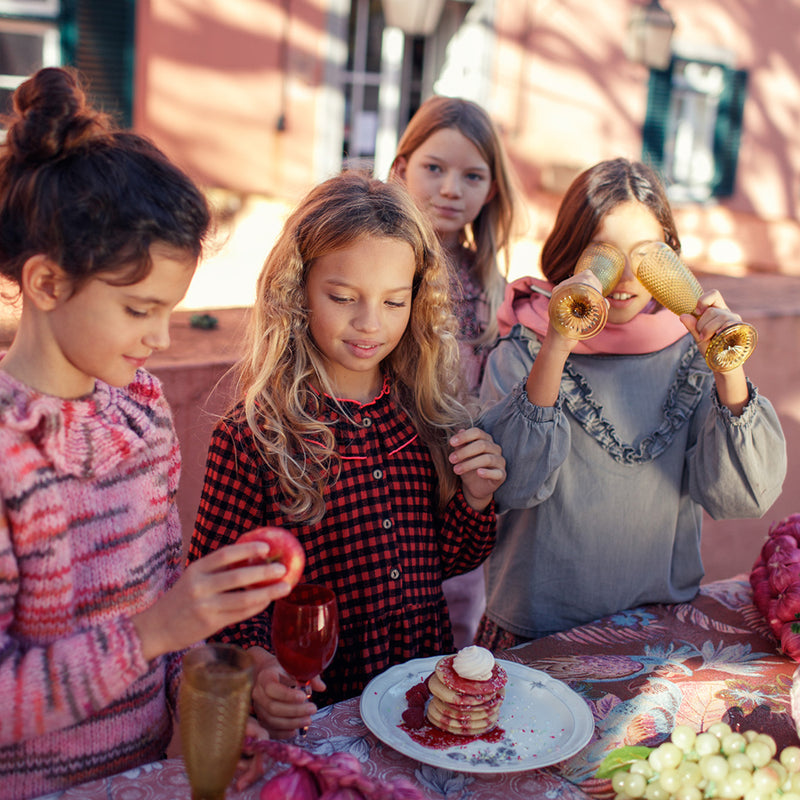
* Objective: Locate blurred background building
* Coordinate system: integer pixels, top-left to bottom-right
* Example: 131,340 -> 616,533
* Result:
2,0 -> 799,298
1,0 -> 797,578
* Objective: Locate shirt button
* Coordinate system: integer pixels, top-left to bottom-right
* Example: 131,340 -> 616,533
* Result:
390,568 -> 401,580
362,417 -> 373,427
382,518 -> 392,529
372,468 -> 383,480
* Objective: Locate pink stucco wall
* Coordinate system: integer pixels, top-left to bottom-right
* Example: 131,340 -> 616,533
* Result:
134,0 -> 325,198
132,1 -> 800,276
491,0 -> 800,277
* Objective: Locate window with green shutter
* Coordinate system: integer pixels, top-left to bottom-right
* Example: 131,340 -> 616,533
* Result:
0,2 -> 60,114
61,0 -> 135,128
0,0 -> 134,127
642,57 -> 747,202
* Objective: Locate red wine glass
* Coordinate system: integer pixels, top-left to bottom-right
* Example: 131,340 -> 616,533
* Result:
271,583 -> 339,719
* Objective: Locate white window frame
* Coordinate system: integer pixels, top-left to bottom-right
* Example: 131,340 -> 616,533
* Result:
0,16 -> 60,140
0,0 -> 59,18
663,59 -> 725,203
341,0 -> 384,167
0,17 -> 60,94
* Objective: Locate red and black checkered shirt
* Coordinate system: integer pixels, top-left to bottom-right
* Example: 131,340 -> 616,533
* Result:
188,382 -> 496,705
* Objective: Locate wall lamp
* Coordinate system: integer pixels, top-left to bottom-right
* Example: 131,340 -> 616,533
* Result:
625,0 -> 676,70
381,0 -> 447,36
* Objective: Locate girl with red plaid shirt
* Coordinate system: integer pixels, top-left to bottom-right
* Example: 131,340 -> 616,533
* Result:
188,171 -> 506,738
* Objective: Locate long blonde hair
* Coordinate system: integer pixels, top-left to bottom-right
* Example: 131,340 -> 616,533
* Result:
390,95 -> 521,345
236,171 -> 472,524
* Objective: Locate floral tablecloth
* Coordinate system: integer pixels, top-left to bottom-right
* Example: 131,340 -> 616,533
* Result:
43,575 -> 798,800
503,574 -> 800,796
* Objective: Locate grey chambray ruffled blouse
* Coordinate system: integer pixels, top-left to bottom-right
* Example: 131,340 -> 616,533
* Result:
477,325 -> 787,639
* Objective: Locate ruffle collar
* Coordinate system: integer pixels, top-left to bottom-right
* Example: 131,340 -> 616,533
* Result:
0,366 -> 163,478
311,374 -> 392,411
315,377 -> 417,458
562,343 -> 708,463
519,329 -> 709,464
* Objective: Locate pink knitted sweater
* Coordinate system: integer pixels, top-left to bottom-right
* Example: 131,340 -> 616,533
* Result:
0,364 -> 183,800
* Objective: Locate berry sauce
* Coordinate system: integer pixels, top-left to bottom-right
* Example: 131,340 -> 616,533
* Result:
398,678 -> 505,751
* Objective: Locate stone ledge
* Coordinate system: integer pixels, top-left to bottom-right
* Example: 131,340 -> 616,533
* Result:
694,271 -> 800,319
148,307 -> 249,369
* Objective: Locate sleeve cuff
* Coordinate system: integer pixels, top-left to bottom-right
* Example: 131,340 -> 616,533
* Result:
712,378 -> 759,426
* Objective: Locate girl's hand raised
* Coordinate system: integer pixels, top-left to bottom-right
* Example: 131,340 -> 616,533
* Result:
680,288 -> 750,415
132,542 -> 292,662
449,427 -> 506,511
679,288 -> 742,349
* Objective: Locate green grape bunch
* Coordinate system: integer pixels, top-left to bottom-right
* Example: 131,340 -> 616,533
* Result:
596,721 -> 800,800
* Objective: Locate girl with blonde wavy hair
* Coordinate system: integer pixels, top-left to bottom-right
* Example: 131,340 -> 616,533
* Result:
189,171 -> 505,738
391,95 -> 522,386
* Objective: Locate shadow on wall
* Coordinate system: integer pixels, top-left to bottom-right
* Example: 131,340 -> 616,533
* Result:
148,308 -> 249,555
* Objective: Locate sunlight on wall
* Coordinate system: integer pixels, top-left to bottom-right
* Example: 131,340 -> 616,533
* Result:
179,195 -> 292,311
508,238 -> 544,282
678,206 -> 748,274
707,239 -> 747,273
180,193 -> 547,310
680,235 -> 704,262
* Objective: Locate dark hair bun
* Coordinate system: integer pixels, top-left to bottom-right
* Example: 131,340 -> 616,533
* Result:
4,67 -> 112,165
0,66 -> 209,289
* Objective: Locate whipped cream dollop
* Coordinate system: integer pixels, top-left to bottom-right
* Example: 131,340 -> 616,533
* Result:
452,645 -> 495,681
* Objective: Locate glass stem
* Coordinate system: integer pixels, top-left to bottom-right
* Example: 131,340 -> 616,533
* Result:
298,682 -> 313,737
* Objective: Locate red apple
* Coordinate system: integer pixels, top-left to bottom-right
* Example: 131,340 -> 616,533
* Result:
236,526 -> 306,589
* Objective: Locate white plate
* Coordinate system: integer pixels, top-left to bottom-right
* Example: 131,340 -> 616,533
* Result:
359,656 -> 594,773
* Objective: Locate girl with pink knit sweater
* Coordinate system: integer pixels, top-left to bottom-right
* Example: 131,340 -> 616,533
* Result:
0,68 -> 292,800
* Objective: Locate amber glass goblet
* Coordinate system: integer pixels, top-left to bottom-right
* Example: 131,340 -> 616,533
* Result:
549,242 -> 626,339
631,241 -> 757,372
179,643 -> 254,800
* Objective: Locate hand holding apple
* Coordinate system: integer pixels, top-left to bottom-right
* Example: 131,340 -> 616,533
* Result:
235,526 -> 306,590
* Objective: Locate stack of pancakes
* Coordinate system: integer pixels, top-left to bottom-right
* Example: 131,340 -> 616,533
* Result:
426,654 -> 508,736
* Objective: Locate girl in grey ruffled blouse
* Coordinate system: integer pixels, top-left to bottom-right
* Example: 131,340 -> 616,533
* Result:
476,159 -> 786,647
